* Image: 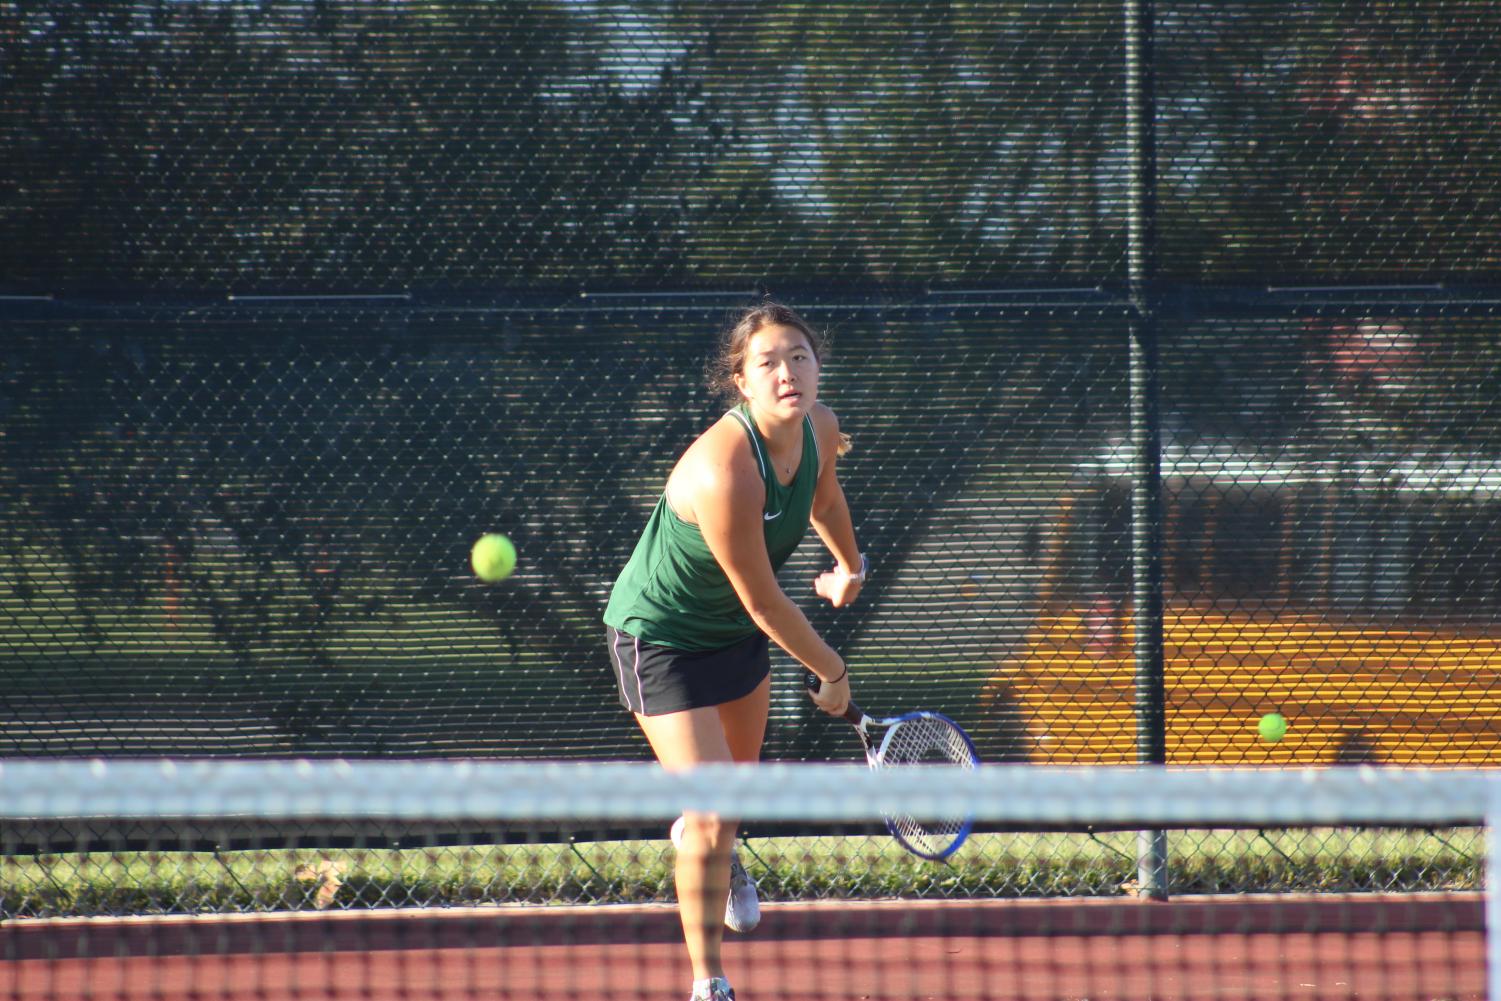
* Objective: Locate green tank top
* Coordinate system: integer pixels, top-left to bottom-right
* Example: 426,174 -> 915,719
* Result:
603,404 -> 820,650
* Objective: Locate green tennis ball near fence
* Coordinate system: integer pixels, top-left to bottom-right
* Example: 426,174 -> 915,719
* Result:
1258,712 -> 1288,743
470,533 -> 516,583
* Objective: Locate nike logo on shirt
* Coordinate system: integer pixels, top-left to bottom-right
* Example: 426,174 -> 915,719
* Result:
764,510 -> 782,521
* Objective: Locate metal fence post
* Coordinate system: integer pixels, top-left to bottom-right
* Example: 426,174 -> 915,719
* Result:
1125,0 -> 1169,900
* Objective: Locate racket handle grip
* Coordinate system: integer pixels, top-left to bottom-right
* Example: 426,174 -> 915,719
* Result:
805,672 -> 865,725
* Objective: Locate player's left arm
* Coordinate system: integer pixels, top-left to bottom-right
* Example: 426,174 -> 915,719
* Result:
808,404 -> 864,608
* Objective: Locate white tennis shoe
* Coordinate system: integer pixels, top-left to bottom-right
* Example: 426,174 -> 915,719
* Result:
670,816 -> 762,933
689,976 -> 736,1000
724,851 -> 760,932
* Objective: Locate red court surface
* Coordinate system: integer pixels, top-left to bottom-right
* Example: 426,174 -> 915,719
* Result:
2,894 -> 1484,1000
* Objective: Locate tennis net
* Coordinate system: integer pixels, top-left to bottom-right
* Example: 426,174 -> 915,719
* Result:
1,760 -> 1494,1000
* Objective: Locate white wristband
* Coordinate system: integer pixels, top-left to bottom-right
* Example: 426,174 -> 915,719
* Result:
839,554 -> 869,584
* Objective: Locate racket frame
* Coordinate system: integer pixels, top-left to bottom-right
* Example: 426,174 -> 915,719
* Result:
812,680 -> 981,860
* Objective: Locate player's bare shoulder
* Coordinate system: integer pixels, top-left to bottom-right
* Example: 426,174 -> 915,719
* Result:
809,402 -> 846,472
665,414 -> 762,524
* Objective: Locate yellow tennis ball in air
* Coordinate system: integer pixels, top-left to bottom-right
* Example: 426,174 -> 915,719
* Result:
1257,712 -> 1288,743
470,533 -> 516,583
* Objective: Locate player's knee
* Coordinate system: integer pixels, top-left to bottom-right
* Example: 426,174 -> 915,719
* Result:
680,811 -> 737,855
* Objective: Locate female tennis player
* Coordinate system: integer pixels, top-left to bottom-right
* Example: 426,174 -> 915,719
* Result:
604,301 -> 865,1001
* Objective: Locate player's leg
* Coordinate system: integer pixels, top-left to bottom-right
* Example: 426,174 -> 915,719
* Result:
635,707 -> 737,986
717,673 -> 770,764
715,676 -> 767,934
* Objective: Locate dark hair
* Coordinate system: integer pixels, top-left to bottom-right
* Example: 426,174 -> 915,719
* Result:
705,301 -> 828,404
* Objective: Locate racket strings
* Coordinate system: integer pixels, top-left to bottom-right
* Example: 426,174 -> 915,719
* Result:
882,716 -> 976,768
880,716 -> 977,856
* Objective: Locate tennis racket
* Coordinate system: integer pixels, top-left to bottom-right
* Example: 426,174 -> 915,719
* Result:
807,675 -> 981,860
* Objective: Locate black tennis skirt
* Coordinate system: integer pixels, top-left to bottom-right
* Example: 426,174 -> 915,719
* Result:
606,627 -> 770,716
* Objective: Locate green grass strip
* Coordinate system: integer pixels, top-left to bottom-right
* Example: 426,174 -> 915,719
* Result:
2,827 -> 1481,919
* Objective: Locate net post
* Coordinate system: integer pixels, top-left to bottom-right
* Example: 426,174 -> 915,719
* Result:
1488,783 -> 1501,1001
1125,0 -> 1168,901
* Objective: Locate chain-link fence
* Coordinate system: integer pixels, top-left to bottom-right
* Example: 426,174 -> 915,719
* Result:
3,820 -> 1482,918
1,761 -> 1485,917
7,2 -> 1500,293
7,298 -> 1501,766
2,302 -> 1122,761
4,0 -> 1501,907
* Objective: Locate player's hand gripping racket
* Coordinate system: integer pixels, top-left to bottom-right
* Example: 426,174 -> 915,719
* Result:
807,675 -> 981,860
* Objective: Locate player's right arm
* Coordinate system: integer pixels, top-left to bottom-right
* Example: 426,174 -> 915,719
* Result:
668,420 -> 847,695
